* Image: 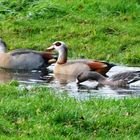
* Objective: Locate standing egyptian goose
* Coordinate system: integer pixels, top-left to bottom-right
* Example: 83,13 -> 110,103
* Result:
0,38 -> 57,71
77,71 -> 140,87
47,41 -> 115,77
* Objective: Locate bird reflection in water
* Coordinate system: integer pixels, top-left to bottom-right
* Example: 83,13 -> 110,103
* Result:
0,69 -> 12,83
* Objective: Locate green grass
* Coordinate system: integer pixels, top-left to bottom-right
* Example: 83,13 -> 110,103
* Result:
0,1 -> 140,139
0,0 -> 140,65
0,84 -> 140,139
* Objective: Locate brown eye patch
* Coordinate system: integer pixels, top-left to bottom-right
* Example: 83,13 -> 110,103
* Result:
55,42 -> 61,46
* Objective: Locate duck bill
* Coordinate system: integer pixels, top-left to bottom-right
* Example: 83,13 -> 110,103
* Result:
46,45 -> 55,51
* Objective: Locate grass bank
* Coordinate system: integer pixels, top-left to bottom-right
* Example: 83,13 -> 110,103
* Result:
0,0 -> 140,65
0,84 -> 140,139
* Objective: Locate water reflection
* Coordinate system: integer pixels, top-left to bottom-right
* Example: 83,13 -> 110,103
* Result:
0,70 -> 12,83
0,65 -> 140,100
0,69 -> 45,83
54,73 -> 77,85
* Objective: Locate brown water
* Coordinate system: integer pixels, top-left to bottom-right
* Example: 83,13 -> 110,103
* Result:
0,65 -> 140,100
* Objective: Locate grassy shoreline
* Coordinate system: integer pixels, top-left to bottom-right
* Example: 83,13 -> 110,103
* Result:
0,84 -> 140,139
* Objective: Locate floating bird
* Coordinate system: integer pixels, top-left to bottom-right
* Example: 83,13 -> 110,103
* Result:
47,41 -> 115,77
76,71 -> 140,87
0,38 -> 57,73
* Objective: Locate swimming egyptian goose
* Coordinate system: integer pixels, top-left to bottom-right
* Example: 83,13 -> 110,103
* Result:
0,38 -> 57,71
77,71 -> 140,87
47,41 -> 115,77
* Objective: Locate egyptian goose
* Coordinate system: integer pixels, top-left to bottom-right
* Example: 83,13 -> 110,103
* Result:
77,71 -> 140,87
47,41 -> 115,77
0,38 -> 57,71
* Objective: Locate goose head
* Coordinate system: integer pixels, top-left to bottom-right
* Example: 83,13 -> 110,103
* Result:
76,72 -> 90,84
47,41 -> 68,64
47,41 -> 67,53
0,38 -> 7,53
76,71 -> 107,84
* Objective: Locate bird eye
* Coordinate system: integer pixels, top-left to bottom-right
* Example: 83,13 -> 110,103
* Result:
55,42 -> 61,46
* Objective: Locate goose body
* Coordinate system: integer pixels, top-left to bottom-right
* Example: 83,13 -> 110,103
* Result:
0,38 -> 57,71
47,41 -> 115,77
77,71 -> 140,87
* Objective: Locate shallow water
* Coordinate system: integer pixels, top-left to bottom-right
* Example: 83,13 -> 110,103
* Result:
0,65 -> 140,100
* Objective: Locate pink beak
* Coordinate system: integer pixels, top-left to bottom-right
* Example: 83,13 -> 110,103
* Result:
46,45 -> 55,51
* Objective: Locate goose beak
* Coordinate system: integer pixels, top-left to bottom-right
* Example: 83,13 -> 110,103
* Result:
46,45 -> 55,51
48,58 -> 57,64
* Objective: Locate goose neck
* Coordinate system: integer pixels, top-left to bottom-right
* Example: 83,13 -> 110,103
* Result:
57,47 -> 67,64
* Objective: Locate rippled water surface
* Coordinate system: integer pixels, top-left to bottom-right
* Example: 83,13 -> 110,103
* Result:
0,65 -> 140,100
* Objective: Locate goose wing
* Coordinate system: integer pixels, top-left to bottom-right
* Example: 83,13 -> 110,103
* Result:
111,71 -> 140,84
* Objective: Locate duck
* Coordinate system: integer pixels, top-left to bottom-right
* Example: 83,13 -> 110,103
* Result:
76,71 -> 140,87
0,38 -> 57,72
47,41 -> 116,77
